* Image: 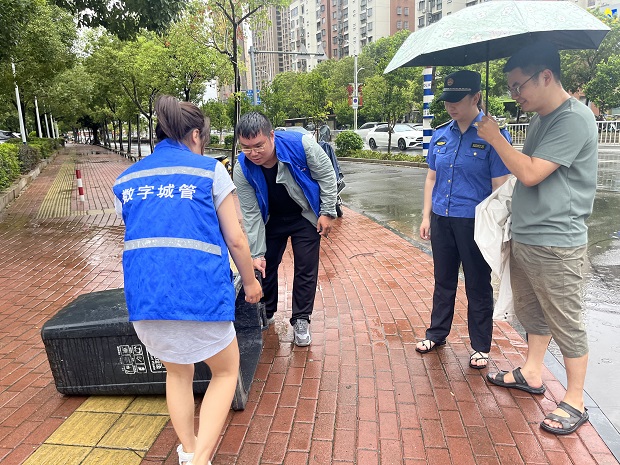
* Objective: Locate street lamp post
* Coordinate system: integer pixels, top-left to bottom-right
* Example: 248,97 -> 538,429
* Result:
11,62 -> 27,144
353,55 -> 365,131
34,97 -> 43,138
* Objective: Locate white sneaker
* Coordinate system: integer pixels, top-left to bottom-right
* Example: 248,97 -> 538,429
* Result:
293,320 -> 311,346
266,314 -> 276,326
177,444 -> 194,465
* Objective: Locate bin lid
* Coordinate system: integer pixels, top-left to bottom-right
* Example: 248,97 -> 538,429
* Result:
41,288 -> 134,339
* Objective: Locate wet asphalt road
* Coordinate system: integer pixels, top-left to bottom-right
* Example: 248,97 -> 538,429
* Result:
338,153 -> 620,434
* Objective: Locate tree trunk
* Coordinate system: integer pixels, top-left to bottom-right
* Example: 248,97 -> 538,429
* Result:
112,121 -> 118,150
137,114 -> 142,159
127,119 -> 132,156
231,30 -> 240,168
148,98 -> 155,153
118,119 -> 124,151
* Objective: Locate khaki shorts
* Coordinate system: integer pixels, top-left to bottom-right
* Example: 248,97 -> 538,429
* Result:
510,241 -> 588,358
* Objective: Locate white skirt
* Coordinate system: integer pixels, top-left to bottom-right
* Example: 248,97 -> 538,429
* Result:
132,320 -> 236,364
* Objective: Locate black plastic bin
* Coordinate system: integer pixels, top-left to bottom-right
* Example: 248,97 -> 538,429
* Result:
41,275 -> 264,410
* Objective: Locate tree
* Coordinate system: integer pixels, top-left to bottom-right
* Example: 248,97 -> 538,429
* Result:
187,0 -> 289,163
0,1 -> 76,136
202,100 -> 230,142
292,71 -> 331,128
114,33 -> 173,151
51,0 -> 188,40
361,31 -> 422,153
262,71 -> 299,123
0,0 -> 36,63
583,55 -> 620,115
46,64 -> 95,137
560,12 -> 620,104
160,18 -> 231,102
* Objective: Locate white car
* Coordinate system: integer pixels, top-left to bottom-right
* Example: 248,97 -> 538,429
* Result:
354,122 -> 387,140
366,123 -> 423,151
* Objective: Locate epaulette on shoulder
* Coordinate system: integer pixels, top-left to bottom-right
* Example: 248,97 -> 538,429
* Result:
434,120 -> 451,129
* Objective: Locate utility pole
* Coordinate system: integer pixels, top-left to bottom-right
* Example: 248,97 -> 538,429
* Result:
353,56 -> 365,131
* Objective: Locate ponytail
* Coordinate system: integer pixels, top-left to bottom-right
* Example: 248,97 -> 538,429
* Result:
155,95 -> 210,146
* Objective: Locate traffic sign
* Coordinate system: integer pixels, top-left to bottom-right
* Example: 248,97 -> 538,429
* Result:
352,97 -> 359,110
245,89 -> 261,105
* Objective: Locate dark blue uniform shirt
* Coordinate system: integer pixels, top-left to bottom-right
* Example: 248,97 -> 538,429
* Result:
427,111 -> 511,218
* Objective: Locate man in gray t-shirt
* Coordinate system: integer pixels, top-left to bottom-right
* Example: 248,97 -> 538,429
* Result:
477,42 -> 597,436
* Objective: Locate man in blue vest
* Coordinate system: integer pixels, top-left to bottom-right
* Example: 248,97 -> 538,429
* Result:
233,112 -> 337,346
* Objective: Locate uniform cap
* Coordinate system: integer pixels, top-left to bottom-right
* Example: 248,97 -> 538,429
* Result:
437,70 -> 481,103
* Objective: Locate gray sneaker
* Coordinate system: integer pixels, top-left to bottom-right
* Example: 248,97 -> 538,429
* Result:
293,319 -> 311,347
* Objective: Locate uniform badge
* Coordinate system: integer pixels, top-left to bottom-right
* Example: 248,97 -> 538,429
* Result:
471,143 -> 486,149
447,78 -> 454,87
436,140 -> 447,146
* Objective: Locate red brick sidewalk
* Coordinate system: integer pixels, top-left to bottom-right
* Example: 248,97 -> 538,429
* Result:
0,145 -> 617,464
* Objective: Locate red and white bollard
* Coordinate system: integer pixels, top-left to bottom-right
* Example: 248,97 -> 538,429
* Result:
75,169 -> 85,202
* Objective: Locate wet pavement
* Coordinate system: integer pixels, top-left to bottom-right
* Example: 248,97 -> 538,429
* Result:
339,156 -> 620,443
1,144 -> 619,464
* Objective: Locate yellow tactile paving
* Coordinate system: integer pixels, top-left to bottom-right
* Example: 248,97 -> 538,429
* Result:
22,444 -> 92,465
98,413 -> 169,451
124,395 -> 169,415
81,448 -> 144,465
33,395 -> 171,464
45,412 -> 121,446
76,396 -> 135,413
36,161 -> 76,219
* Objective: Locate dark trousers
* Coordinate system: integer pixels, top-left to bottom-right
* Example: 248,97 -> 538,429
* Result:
426,213 -> 494,352
263,214 -> 321,325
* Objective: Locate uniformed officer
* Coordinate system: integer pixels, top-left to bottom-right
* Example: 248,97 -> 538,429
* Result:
415,70 -> 512,369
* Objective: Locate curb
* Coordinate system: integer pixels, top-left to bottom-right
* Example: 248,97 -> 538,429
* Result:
338,156 -> 428,169
0,154 -> 56,213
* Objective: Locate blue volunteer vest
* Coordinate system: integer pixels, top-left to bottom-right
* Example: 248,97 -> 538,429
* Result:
237,131 -> 321,223
112,139 -> 234,322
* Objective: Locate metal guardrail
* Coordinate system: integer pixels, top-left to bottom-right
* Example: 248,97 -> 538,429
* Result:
506,122 -> 620,146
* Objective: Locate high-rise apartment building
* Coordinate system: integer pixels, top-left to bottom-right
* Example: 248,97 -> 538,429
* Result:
252,7 -> 294,94
253,0 -> 414,77
416,0 -> 619,29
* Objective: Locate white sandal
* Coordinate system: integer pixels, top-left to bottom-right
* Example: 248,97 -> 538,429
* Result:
177,444 -> 194,465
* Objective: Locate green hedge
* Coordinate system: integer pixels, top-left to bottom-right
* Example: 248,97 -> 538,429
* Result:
224,134 -> 235,148
210,135 -> 220,145
28,137 -> 62,158
340,149 -> 427,164
334,130 -> 364,156
0,138 -> 63,190
0,144 -> 21,190
18,144 -> 41,173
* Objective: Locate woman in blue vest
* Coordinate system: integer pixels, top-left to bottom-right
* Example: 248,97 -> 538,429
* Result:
416,71 -> 511,369
113,95 -> 262,465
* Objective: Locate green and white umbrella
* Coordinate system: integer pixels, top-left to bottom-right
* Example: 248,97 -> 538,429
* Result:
385,0 -> 610,73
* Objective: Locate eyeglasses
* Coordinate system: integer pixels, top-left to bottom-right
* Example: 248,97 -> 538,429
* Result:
507,71 -> 542,97
240,140 -> 268,154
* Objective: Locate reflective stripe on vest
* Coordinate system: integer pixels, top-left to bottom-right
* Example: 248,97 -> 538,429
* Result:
114,166 -> 215,186
124,237 -> 222,256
